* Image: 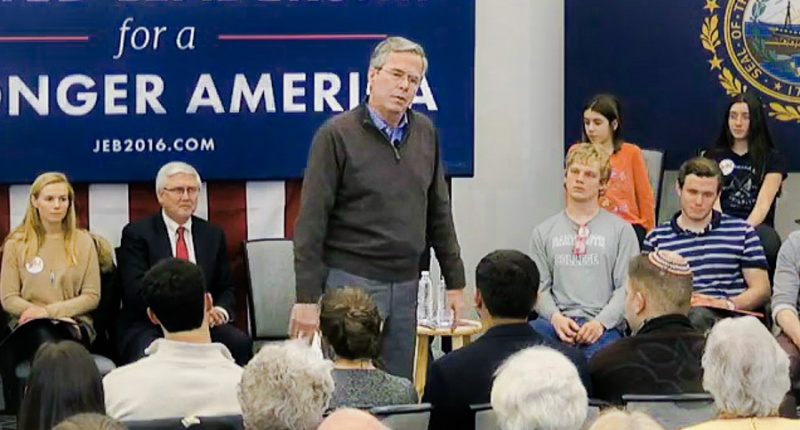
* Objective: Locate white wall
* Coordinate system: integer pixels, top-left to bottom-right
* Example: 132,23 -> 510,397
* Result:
443,0 -> 566,291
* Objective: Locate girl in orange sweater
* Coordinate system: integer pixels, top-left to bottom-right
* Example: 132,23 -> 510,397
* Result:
578,94 -> 655,245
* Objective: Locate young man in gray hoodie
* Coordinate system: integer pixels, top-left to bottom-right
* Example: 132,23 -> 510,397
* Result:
529,143 -> 639,358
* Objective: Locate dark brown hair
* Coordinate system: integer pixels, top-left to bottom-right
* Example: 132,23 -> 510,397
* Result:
18,341 -> 105,430
582,94 -> 624,152
677,157 -> 723,193
319,287 -> 382,361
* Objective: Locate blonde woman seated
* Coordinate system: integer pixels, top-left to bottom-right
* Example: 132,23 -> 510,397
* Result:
319,287 -> 417,409
0,172 -> 100,410
684,317 -> 800,430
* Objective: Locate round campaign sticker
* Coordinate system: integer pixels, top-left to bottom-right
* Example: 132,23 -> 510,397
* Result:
719,159 -> 735,176
25,256 -> 44,274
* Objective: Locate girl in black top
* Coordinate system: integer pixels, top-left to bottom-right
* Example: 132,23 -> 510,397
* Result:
705,91 -> 787,278
706,91 -> 787,228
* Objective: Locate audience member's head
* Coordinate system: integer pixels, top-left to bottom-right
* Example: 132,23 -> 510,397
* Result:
155,161 -> 202,225
319,287 -> 382,362
582,93 -> 624,152
587,410 -> 665,430
317,409 -> 389,430
53,413 -> 125,430
238,340 -> 334,430
565,143 -> 612,202
475,250 -> 539,322
676,157 -> 723,223
143,258 -> 211,335
702,316 -> 789,418
624,250 -> 693,333
8,171 -> 77,262
18,341 -> 105,430
491,346 -> 588,430
713,90 -> 774,159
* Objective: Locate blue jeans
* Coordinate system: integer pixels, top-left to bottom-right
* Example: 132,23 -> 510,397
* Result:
530,316 -> 622,359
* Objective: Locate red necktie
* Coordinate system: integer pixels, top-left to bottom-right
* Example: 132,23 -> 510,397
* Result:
176,226 -> 189,260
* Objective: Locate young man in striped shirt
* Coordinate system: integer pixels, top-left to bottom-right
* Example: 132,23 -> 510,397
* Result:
642,157 -> 770,332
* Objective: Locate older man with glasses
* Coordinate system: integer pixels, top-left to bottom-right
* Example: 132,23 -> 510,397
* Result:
528,143 -> 639,359
116,161 -> 252,366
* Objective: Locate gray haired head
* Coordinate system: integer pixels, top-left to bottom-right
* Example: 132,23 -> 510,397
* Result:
369,36 -> 428,75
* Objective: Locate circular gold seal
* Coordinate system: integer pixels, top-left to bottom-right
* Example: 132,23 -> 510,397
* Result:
702,0 -> 800,121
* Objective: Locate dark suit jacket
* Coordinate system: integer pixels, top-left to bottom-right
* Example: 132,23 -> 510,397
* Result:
589,314 -> 705,405
117,213 -> 235,351
421,323 -> 591,430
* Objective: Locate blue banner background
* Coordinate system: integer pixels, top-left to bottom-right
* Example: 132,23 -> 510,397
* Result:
566,0 -> 800,171
0,0 -> 475,183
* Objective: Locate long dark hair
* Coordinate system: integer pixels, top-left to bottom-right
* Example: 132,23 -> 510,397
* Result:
18,341 -> 105,430
582,94 -> 624,152
712,91 -> 776,181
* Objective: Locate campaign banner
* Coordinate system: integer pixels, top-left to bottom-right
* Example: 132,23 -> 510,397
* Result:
0,0 -> 475,183
566,0 -> 800,171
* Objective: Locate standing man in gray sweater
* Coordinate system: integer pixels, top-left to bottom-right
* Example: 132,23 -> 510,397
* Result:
529,143 -> 639,358
289,37 -> 466,380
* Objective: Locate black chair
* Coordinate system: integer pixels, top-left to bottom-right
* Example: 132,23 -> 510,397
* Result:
89,250 -> 123,362
370,403 -> 432,430
124,415 -> 243,430
470,403 -> 498,430
470,400 -> 607,430
622,393 -> 716,430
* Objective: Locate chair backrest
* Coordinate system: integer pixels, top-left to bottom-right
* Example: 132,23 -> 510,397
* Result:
623,393 -> 716,430
641,148 -> 666,217
470,403 -> 500,430
243,239 -> 296,340
370,403 -> 432,430
584,405 -> 601,429
124,415 -> 243,430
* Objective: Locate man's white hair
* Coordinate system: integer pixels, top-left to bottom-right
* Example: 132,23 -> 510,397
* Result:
369,36 -> 428,75
587,410 -> 664,430
154,161 -> 202,193
491,346 -> 587,430
702,316 -> 790,417
238,340 -> 334,430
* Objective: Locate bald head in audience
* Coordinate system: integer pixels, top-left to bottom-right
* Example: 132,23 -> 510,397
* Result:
317,409 -> 389,430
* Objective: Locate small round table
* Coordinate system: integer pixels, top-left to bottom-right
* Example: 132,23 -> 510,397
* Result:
413,319 -> 483,397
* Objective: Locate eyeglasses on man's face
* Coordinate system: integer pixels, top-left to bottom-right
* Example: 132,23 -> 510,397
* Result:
163,186 -> 200,197
377,67 -> 422,87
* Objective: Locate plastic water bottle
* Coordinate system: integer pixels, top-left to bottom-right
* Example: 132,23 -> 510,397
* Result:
417,271 -> 432,326
435,276 -> 453,328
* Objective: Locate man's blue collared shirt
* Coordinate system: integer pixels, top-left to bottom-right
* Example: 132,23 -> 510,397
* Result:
367,106 -> 408,146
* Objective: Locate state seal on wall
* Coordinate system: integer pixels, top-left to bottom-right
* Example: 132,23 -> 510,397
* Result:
701,0 -> 800,121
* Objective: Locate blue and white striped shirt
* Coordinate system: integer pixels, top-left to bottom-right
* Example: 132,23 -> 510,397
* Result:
642,211 -> 767,298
